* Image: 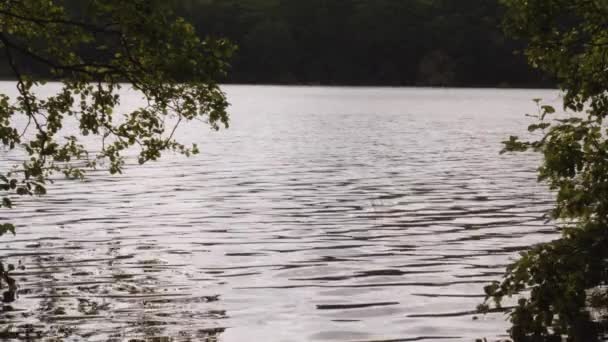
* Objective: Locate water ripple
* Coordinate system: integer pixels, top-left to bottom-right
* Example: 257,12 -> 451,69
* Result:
0,85 -> 560,341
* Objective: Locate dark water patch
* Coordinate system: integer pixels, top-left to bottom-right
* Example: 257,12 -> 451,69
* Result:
352,337 -> 460,342
225,252 -> 267,256
412,293 -> 485,298
408,306 -> 513,318
237,280 -> 490,290
317,302 -> 399,310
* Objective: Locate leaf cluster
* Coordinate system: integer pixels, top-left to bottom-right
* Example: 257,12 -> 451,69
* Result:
483,1 -> 608,340
0,0 -> 234,293
0,0 -> 234,231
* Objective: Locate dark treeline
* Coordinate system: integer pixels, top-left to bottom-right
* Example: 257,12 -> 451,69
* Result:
0,0 -> 550,87
172,0 -> 549,87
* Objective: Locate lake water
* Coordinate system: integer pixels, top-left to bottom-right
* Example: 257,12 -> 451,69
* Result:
0,85 -> 560,341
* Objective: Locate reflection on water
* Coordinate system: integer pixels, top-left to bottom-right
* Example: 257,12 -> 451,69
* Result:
0,85 -> 560,341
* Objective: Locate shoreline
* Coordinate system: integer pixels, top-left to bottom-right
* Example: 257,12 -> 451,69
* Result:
0,79 -> 558,91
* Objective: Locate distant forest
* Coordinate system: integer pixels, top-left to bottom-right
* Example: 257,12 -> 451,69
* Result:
174,0 -> 553,87
0,0 -> 551,87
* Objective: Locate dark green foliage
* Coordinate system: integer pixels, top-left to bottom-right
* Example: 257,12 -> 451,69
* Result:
173,0 -> 551,86
0,0 -> 233,296
2,0 -> 547,87
482,1 -> 608,340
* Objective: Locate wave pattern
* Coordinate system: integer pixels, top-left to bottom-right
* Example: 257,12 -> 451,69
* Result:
0,85 -> 560,341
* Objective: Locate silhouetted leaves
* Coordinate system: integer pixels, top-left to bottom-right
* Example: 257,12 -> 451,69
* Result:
0,224 -> 15,237
485,1 -> 608,340
0,0 -> 232,306
2,0 -> 546,87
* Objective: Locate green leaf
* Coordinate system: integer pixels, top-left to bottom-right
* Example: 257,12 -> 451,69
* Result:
34,184 -> 46,195
541,105 -> 555,114
0,223 -> 15,237
528,122 -> 551,132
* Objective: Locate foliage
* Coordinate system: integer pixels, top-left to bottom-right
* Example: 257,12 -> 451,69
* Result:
0,0 -> 233,301
481,0 -> 608,340
176,0 -> 544,86
1,0 -> 546,87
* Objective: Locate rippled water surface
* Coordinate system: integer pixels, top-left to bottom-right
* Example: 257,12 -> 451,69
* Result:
1,85 -> 561,341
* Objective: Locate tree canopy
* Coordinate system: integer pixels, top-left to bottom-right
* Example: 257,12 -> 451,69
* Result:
1,0 -> 548,87
0,0 -> 233,299
158,0 -> 550,87
483,0 -> 608,340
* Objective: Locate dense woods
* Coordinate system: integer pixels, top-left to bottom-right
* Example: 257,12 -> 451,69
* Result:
176,0 -> 550,86
0,0 -> 549,87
